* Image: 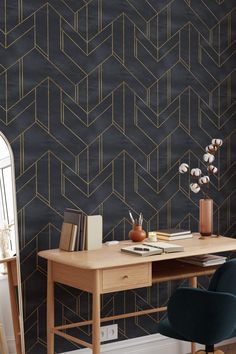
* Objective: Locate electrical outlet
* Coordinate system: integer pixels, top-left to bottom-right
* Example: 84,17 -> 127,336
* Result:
100,327 -> 107,342
107,324 -> 118,340
100,324 -> 118,342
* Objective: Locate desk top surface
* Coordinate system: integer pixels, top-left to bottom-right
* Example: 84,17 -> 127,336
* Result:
38,234 -> 236,270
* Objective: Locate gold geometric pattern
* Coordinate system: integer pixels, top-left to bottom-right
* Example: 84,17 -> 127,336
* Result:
0,1 -> 236,353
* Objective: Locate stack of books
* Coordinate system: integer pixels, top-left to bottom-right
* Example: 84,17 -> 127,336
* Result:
178,254 -> 227,267
121,241 -> 184,257
59,209 -> 102,251
152,229 -> 193,241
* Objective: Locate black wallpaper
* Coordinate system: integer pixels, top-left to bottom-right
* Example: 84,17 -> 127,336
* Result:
0,1 -> 236,353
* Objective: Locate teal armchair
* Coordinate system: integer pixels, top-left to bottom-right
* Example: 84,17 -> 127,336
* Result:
159,259 -> 236,354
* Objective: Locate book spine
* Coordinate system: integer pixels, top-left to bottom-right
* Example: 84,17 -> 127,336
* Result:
74,224 -> 80,251
156,235 -> 170,241
68,225 -> 78,251
78,214 -> 85,251
59,222 -> 75,251
64,210 -> 82,251
157,231 -> 191,236
81,215 -> 87,251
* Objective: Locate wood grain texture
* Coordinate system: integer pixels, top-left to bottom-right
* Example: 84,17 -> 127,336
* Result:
54,306 -> 167,331
152,260 -> 217,283
102,263 -> 151,293
189,276 -> 197,354
52,261 -> 95,293
6,260 -> 22,354
92,270 -> 101,354
195,350 -> 224,354
47,261 -> 54,354
218,343 -> 236,354
38,235 -> 236,270
42,236 -> 236,353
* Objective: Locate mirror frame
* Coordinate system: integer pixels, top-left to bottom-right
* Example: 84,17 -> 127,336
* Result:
0,132 -> 25,353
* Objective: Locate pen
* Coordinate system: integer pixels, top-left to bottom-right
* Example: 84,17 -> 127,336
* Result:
133,247 -> 150,251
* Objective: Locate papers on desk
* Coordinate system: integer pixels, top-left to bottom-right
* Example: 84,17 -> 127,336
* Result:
121,245 -> 163,256
143,241 -> 184,253
178,254 -> 227,267
121,242 -> 184,256
149,229 -> 192,241
156,233 -> 193,241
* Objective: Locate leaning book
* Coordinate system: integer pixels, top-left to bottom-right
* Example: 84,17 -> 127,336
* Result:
64,209 -> 84,251
59,222 -> 78,251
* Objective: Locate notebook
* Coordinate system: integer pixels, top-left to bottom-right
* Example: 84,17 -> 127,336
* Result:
143,241 -> 184,253
85,215 -> 103,251
59,222 -> 78,251
178,255 -> 227,267
121,241 -> 184,256
155,229 -> 191,236
121,245 -> 163,257
156,234 -> 193,241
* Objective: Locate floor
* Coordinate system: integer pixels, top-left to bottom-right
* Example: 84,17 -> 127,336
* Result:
218,343 -> 236,354
189,344 -> 236,354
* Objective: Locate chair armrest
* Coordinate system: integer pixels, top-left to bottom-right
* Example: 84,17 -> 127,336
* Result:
168,288 -> 236,345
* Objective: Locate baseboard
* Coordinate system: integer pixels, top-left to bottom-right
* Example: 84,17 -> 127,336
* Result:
61,334 -> 236,354
7,336 -> 16,354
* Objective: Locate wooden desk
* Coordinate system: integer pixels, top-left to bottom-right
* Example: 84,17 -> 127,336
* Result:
0,257 -> 22,354
38,234 -> 236,354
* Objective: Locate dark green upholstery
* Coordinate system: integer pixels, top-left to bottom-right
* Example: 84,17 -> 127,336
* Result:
158,317 -> 186,341
159,259 -> 236,346
208,259 -> 236,294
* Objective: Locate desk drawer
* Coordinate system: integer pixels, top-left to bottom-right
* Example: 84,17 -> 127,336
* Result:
102,263 -> 151,293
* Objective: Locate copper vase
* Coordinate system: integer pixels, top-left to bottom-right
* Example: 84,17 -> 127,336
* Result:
128,225 -> 146,242
199,198 -> 213,236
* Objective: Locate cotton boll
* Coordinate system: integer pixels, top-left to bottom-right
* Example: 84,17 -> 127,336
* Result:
179,163 -> 189,174
212,139 -> 223,147
203,153 -> 215,163
205,144 -> 217,154
190,183 -> 201,193
199,176 -> 210,184
190,168 -> 202,177
208,165 -> 218,174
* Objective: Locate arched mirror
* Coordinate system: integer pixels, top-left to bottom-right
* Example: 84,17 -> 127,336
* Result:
0,132 -> 25,354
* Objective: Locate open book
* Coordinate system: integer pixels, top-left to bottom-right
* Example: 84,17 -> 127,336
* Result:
121,242 -> 184,256
121,245 -> 163,257
143,241 -> 184,253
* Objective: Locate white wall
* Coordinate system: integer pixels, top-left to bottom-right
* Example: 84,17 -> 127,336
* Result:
0,275 -> 16,354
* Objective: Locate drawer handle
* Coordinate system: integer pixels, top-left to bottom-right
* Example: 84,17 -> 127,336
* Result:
123,275 -> 129,280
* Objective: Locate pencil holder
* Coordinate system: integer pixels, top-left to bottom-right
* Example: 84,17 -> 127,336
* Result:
129,225 -> 147,242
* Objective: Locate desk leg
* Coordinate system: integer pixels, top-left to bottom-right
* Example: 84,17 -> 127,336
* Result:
189,277 -> 197,354
92,270 -> 101,354
47,261 -> 54,354
7,261 -> 22,354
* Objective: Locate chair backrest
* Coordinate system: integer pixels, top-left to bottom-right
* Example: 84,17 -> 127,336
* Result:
208,258 -> 236,295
